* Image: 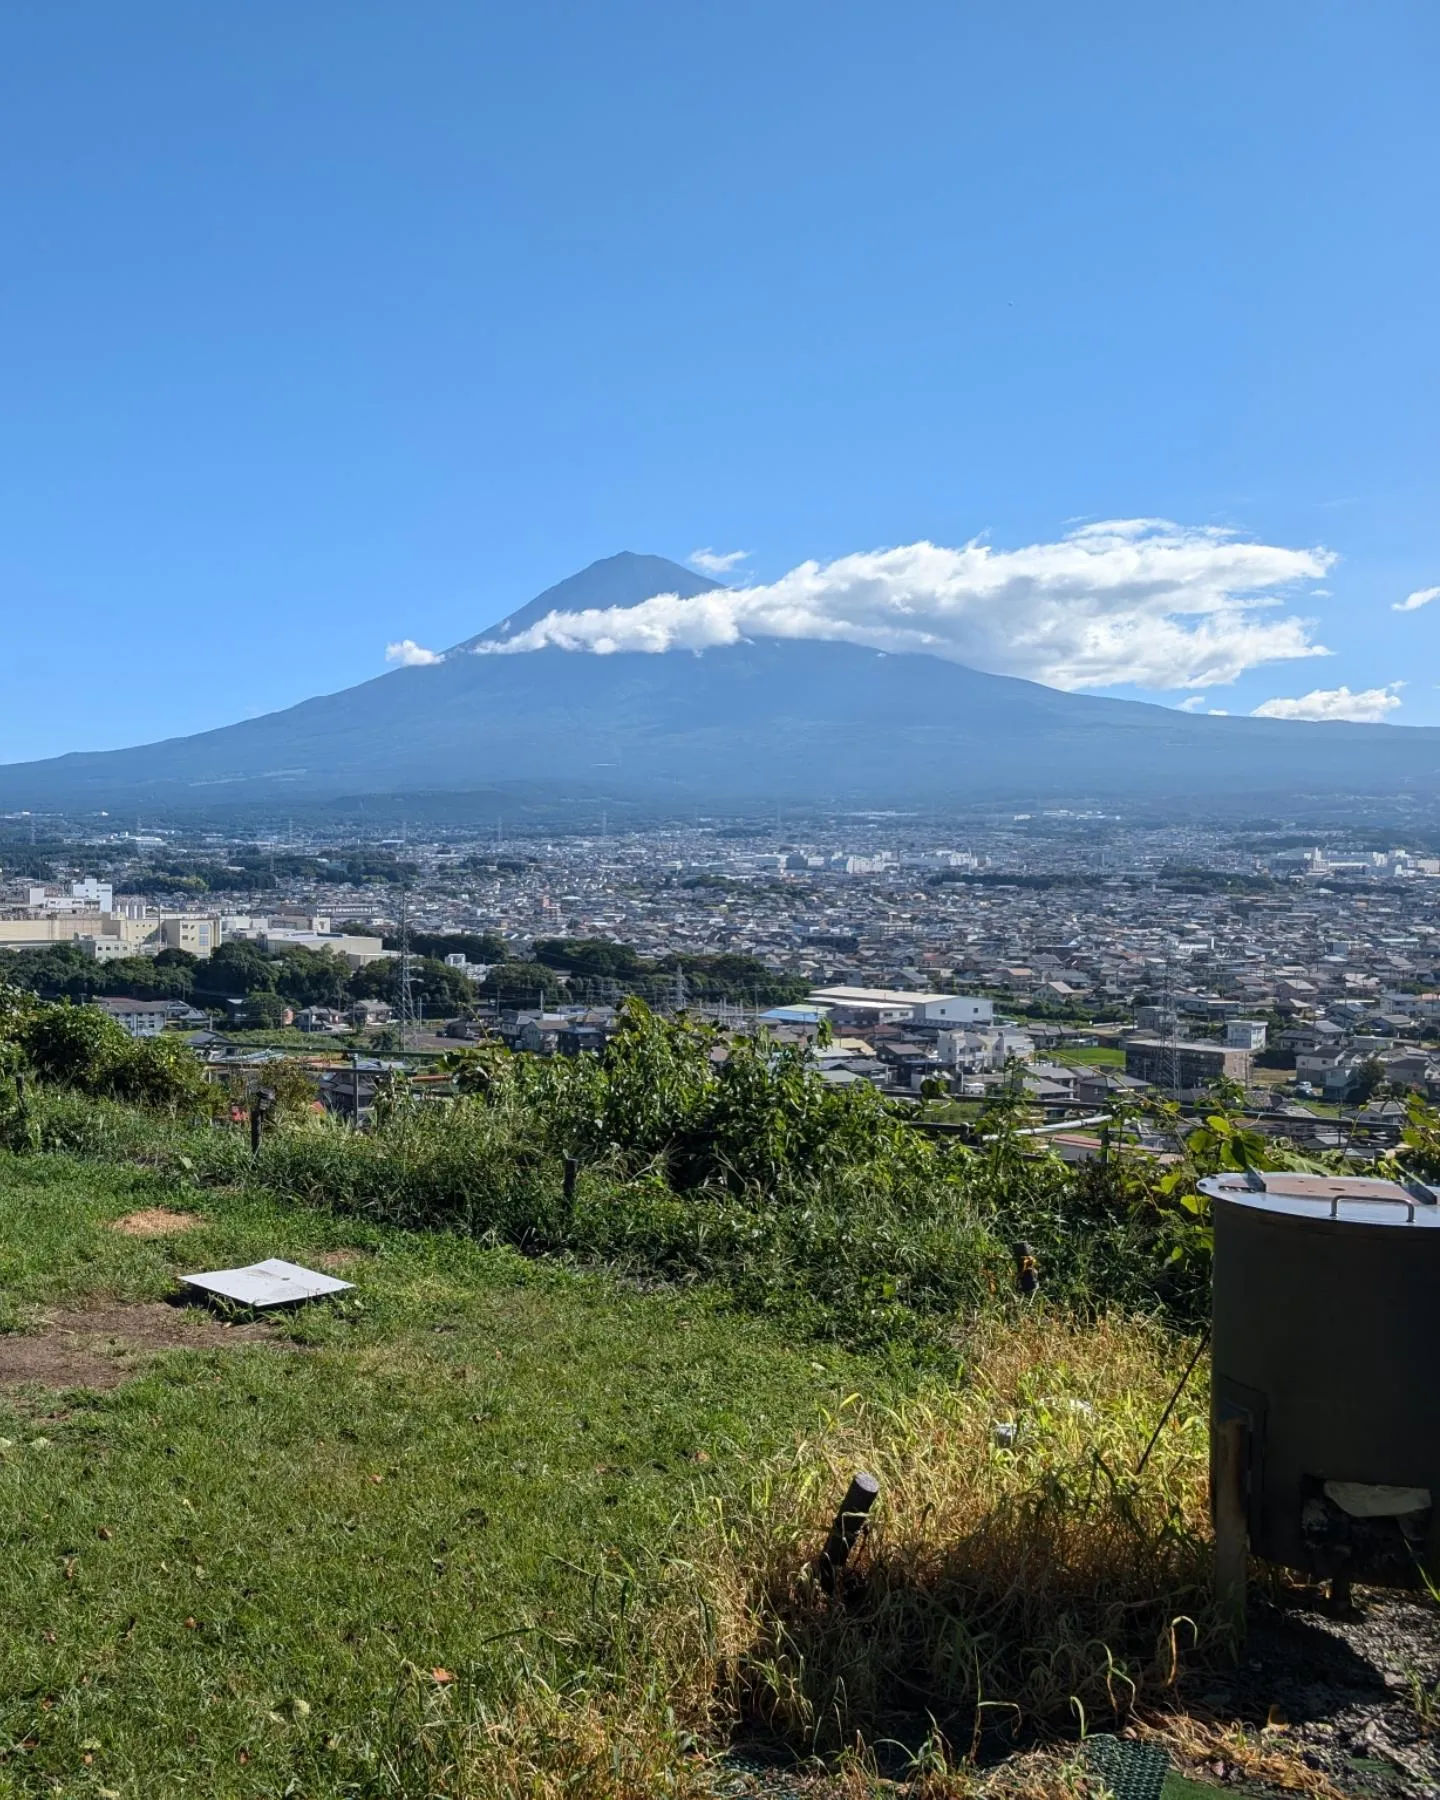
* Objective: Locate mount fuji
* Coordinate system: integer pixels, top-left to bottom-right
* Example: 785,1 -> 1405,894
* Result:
1,552 -> 1436,815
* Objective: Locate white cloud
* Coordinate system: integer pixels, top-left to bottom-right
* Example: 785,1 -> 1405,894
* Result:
1394,585 -> 1440,614
1252,683 -> 1403,723
385,639 -> 443,667
479,521 -> 1335,692
1176,694 -> 1209,712
689,547 -> 749,575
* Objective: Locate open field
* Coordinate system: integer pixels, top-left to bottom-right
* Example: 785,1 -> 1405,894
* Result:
1,1001 -> 1438,1797
0,1153 -> 884,1795
1,1146 -> 1437,1799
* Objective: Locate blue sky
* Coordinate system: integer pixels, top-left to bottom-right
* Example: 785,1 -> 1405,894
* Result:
1,1 -> 1437,762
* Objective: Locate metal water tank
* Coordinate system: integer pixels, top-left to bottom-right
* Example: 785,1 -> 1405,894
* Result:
1202,1170 -> 1440,1587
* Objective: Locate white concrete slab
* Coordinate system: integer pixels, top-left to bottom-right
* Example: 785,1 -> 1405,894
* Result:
179,1258 -> 353,1308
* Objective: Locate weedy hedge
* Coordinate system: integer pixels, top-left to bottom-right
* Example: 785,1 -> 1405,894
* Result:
0,988 -> 1358,1358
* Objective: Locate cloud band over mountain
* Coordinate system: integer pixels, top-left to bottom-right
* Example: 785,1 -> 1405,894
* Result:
473,521 -> 1334,692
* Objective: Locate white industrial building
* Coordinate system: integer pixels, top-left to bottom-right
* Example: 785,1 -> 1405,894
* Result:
808,986 -> 994,1028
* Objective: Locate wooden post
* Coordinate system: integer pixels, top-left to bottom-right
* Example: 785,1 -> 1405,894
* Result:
563,1157 -> 578,1203
817,1471 -> 880,1592
1213,1412 -> 1248,1637
250,1101 -> 263,1157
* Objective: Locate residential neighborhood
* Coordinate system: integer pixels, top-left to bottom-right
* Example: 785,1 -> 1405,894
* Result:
5,814 -> 1440,1140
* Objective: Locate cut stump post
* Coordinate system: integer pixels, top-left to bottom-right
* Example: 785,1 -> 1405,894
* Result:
817,1471 -> 880,1592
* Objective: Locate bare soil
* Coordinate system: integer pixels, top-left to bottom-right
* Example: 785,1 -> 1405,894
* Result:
314,1248 -> 370,1270
0,1301 -> 288,1391
105,1209 -> 202,1237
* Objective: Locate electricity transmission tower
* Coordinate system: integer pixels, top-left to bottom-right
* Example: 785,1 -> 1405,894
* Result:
396,880 -> 419,1052
1160,946 -> 1180,1101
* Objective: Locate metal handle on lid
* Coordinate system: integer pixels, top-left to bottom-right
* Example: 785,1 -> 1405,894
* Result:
1330,1193 -> 1416,1222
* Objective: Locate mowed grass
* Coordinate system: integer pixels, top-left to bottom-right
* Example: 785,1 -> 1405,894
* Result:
0,1153 -> 882,1797
1053,1046 -> 1125,1067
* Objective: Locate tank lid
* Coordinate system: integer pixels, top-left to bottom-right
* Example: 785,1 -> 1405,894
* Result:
1199,1170 -> 1440,1226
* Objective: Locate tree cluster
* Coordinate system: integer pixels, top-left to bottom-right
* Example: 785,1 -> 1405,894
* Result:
0,987 -> 210,1119
123,844 -> 419,895
528,938 -> 809,1007
0,937 -> 477,1024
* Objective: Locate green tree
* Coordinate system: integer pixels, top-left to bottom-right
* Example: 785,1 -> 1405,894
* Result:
273,946 -> 351,1009
349,956 -> 476,1014
652,952 -> 809,1007
108,1034 -> 212,1113
239,991 -> 289,1028
532,938 -> 647,980
400,932 -> 509,965
95,956 -> 196,1002
194,940 -> 277,1002
477,961 -> 563,1008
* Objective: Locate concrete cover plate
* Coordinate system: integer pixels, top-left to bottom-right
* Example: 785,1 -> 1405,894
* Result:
179,1258 -> 353,1308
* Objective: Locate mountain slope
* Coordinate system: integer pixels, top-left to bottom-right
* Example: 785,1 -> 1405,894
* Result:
452,552 -> 723,650
2,551 -> 1438,811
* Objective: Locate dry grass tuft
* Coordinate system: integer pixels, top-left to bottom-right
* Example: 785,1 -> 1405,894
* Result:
708,1312 -> 1215,1756
105,1207 -> 201,1236
373,1665 -> 714,1799
314,1247 -> 370,1270
1133,1714 -> 1349,1799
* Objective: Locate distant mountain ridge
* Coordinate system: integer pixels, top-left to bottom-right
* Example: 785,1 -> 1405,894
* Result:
2,551 -> 1438,813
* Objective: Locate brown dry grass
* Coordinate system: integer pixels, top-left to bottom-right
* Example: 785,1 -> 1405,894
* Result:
1132,1715 -> 1348,1798
314,1247 -> 371,1270
704,1313 -> 1215,1757
105,1207 -> 201,1237
373,1666 -> 718,1799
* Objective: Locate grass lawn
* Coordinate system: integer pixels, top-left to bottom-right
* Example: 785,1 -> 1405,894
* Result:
1052,1046 -> 1125,1067
212,1029 -> 361,1052
0,1153 -> 882,1797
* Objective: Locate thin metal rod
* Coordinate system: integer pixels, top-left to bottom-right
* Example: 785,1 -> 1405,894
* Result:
1136,1327 -> 1211,1476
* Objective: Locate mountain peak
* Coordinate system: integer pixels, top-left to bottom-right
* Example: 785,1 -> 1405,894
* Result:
452,552 -> 721,653
2,549 -> 1435,814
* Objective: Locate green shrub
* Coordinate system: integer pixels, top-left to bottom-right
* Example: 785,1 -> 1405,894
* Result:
108,1033 -> 213,1113
0,985 -> 1362,1356
2,987 -> 213,1118
18,1001 -> 133,1090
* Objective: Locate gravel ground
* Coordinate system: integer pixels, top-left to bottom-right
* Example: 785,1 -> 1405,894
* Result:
1185,1586 -> 1440,1799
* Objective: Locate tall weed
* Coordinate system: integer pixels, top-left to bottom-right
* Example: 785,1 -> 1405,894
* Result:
710,1313 -> 1214,1753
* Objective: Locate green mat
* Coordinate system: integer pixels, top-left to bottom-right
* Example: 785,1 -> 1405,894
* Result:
1084,1734 -> 1172,1800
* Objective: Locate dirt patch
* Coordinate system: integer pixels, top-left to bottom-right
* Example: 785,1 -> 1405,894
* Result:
106,1209 -> 202,1238
0,1302 -> 289,1392
315,1249 -> 369,1270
